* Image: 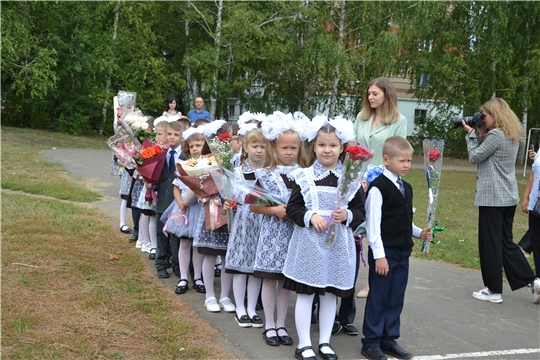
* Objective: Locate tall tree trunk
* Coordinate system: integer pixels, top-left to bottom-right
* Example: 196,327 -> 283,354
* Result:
210,0 -> 223,120
185,18 -> 195,108
100,0 -> 120,135
518,18 -> 530,163
328,0 -> 346,119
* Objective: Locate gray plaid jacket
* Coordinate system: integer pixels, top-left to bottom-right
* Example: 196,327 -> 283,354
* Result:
466,128 -> 519,207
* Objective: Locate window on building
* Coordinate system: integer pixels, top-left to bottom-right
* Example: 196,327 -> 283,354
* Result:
229,105 -> 236,116
418,73 -> 430,88
414,109 -> 428,123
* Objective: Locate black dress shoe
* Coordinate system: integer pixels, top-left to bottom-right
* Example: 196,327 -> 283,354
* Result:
157,269 -> 170,278
295,346 -> 317,360
175,279 -> 188,294
342,323 -> 359,335
381,343 -> 413,359
361,347 -> 387,360
332,321 -> 342,334
120,225 -> 132,234
128,234 -> 138,243
148,249 -> 156,260
318,343 -> 338,360
262,328 -> 280,346
192,278 -> 206,293
276,327 -> 293,345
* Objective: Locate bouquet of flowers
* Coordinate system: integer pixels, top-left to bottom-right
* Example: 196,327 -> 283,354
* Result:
206,133 -> 236,230
107,133 -> 138,169
176,155 -> 227,231
135,139 -> 169,204
124,111 -> 155,143
244,184 -> 287,206
421,139 -> 445,253
326,142 -> 374,245
177,155 -> 220,176
115,91 -> 141,147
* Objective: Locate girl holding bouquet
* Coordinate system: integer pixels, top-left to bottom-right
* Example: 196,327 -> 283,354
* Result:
283,117 -> 365,360
224,126 -> 267,327
250,112 -> 309,347
161,129 -> 206,295
186,125 -> 234,314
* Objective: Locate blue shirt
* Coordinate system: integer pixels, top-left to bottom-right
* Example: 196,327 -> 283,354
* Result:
187,109 -> 211,123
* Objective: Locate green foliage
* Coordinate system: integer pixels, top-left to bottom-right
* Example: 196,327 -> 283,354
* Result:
2,1 -> 540,134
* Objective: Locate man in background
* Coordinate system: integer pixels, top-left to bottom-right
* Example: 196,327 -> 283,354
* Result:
187,97 -> 211,124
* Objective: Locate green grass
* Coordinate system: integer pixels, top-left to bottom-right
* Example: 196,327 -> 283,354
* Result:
1,126 -> 107,202
1,192 -> 227,359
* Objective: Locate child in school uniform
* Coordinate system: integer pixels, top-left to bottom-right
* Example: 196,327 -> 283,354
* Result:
283,117 -> 365,360
360,136 -> 432,360
191,122 -> 234,314
250,111 -> 309,346
162,128 -> 206,294
223,125 -> 267,328
154,121 -> 186,279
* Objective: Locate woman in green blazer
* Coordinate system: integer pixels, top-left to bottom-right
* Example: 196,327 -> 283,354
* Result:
353,77 -> 407,166
353,77 -> 408,299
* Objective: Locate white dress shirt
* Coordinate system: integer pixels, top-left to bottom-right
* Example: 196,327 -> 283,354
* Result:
365,169 -> 422,259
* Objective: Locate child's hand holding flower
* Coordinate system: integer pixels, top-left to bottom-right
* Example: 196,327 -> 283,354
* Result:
332,209 -> 348,223
420,227 -> 433,242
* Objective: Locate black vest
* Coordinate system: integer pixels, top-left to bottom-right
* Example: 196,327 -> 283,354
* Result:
368,174 -> 414,250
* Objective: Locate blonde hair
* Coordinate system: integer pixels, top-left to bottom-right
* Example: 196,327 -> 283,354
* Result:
240,128 -> 266,168
262,130 -> 309,169
382,136 -> 414,159
480,98 -> 522,143
358,77 -> 401,125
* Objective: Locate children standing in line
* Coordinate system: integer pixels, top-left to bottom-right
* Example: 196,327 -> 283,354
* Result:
224,126 -> 266,327
360,136 -> 432,360
283,117 -> 365,360
154,121 -> 186,279
163,129 -> 207,294
251,112 -> 309,347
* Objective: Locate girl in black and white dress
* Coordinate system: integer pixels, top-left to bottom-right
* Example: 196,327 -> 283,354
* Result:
283,117 -> 365,360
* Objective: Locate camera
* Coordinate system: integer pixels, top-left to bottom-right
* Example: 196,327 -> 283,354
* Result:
452,112 -> 485,128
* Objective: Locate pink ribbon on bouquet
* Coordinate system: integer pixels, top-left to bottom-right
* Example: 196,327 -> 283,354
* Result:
200,195 -> 222,231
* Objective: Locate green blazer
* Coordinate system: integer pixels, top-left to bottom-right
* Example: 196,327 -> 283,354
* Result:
353,114 -> 408,166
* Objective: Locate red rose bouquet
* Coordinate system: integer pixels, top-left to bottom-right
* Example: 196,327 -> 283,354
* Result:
326,142 -> 374,245
135,139 -> 169,204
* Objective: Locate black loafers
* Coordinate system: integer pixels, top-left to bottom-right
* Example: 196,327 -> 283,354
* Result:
128,234 -> 138,243
295,346 -> 317,360
120,225 -> 132,234
157,269 -> 169,278
361,347 -> 387,360
342,323 -> 359,335
318,343 -> 338,360
381,343 -> 413,359
192,278 -> 206,293
175,279 -> 188,294
262,328 -> 280,346
276,327 -> 293,345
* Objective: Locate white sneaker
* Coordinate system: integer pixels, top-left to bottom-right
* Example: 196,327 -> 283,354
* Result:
135,239 -> 144,249
472,287 -> 503,303
532,278 -> 540,304
141,244 -> 152,253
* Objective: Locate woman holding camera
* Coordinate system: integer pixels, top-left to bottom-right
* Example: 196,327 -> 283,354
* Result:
462,97 -> 539,304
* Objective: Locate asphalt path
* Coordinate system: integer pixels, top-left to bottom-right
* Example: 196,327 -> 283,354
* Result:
42,149 -> 540,360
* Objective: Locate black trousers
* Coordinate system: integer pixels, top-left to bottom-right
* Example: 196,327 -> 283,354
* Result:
478,206 -> 535,293
518,230 -> 533,254
528,213 -> 540,278
155,214 -> 180,275
131,207 -> 140,237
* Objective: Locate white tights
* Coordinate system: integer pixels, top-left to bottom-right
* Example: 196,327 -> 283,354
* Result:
202,254 -> 233,305
295,293 -> 337,356
233,274 -> 261,318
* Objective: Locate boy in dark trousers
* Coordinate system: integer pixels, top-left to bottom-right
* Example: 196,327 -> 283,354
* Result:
361,136 -> 432,360
155,121 -> 186,278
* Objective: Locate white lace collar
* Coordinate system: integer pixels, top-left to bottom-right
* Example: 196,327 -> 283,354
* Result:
243,161 -> 255,173
276,164 -> 299,175
312,160 -> 343,181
